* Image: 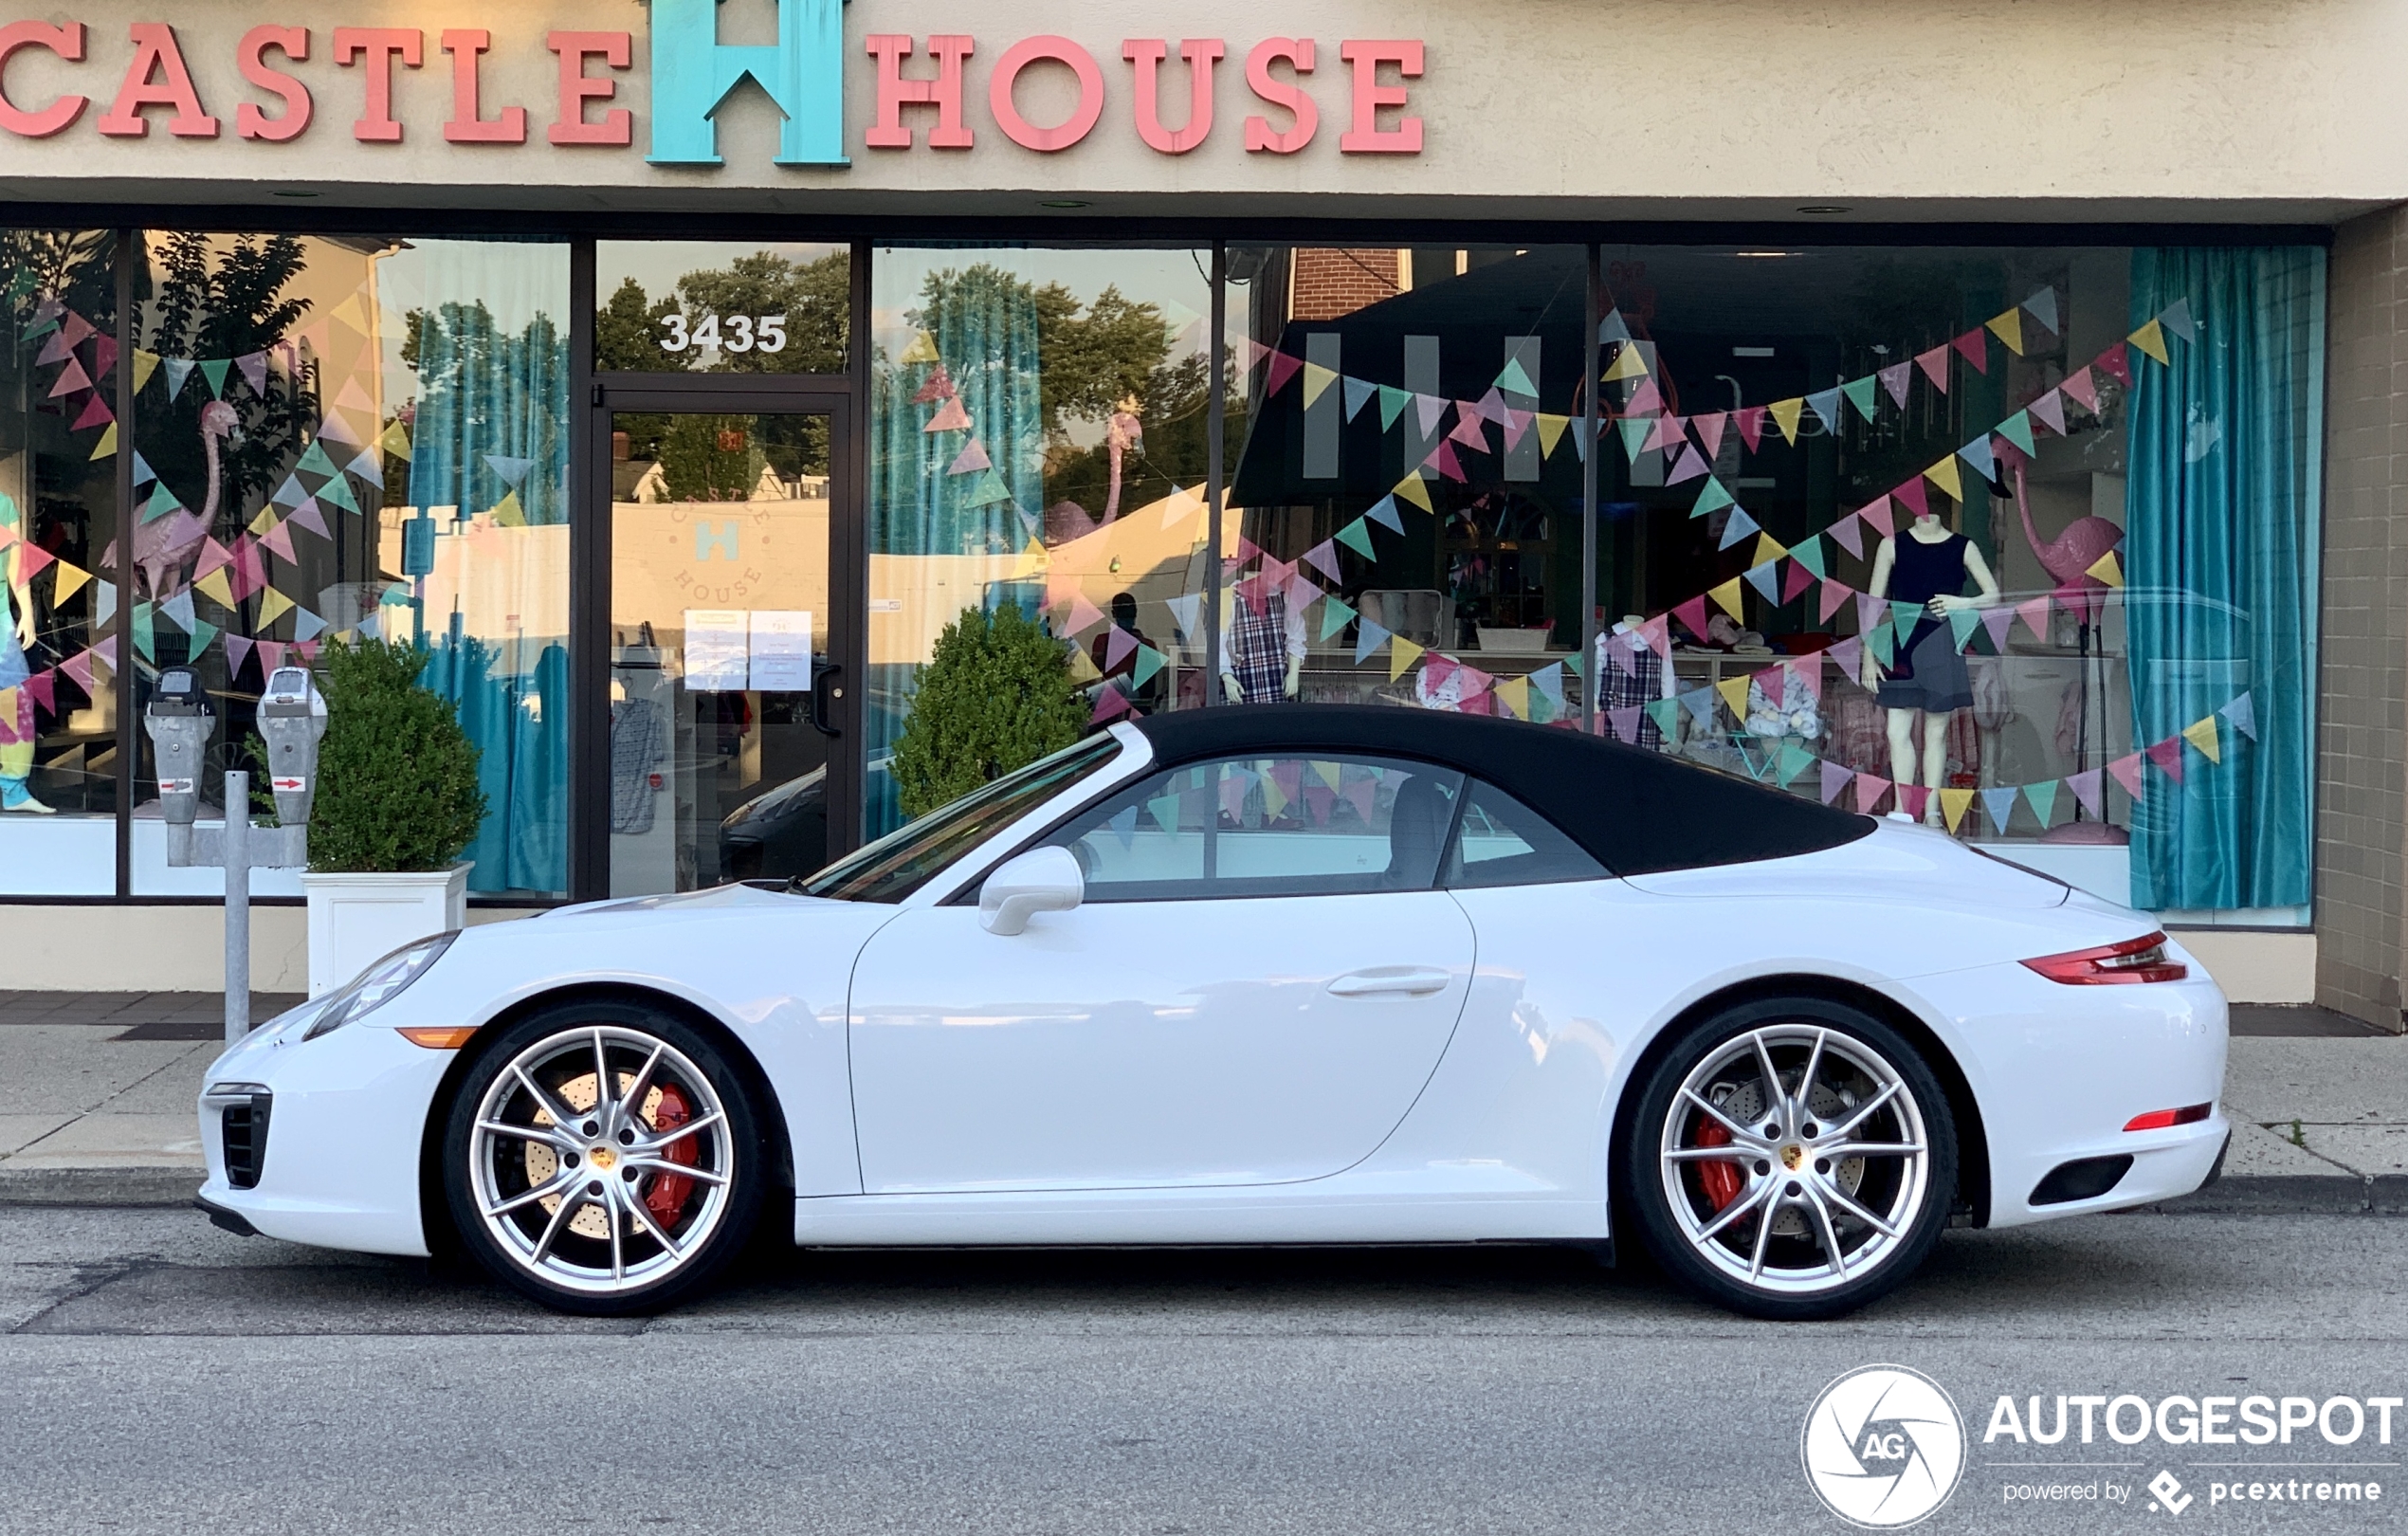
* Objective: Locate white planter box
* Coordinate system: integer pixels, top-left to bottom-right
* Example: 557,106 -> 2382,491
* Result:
300,865 -> 471,998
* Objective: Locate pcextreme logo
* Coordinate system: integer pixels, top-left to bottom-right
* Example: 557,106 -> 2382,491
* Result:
1800,1365 -> 1967,1528
0,1 -> 1428,165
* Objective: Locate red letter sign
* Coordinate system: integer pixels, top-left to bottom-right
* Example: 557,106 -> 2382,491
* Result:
1123,39 -> 1222,155
0,22 -> 85,138
865,34 -> 973,149
989,36 -> 1103,152
1243,38 -> 1315,154
1338,40 -> 1422,154
235,26 -> 310,142
441,29 -> 526,143
98,23 -> 218,138
546,31 -> 630,146
333,27 -> 422,142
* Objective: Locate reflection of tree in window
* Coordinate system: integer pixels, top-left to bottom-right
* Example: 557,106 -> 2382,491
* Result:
143,232 -> 314,518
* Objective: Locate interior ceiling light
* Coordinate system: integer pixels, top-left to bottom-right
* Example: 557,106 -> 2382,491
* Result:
271,189 -> 320,198
1795,205 -> 1852,215
1039,199 -> 1089,209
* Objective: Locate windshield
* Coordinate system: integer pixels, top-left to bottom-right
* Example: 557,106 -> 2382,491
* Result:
794,734 -> 1127,902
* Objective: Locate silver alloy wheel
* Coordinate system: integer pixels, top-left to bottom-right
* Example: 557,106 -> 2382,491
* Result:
1657,1024 -> 1930,1296
468,1025 -> 735,1296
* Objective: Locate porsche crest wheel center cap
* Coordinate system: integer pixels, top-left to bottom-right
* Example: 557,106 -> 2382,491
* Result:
589,1146 -> 617,1172
1779,1143 -> 1805,1171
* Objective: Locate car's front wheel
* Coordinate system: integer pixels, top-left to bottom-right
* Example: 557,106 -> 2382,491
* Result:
1624,997 -> 1957,1320
443,1001 -> 763,1315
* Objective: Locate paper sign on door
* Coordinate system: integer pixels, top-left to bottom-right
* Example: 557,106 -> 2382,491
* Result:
683,610 -> 749,691
749,610 -> 815,690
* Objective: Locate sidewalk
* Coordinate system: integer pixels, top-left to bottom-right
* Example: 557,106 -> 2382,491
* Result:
0,994 -> 2400,1212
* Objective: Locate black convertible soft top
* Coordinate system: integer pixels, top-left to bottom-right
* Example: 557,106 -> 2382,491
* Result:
1132,704 -> 1872,877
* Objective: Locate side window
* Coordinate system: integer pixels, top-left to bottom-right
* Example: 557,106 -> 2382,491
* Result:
1444,779 -> 1610,889
1042,755 -> 1465,902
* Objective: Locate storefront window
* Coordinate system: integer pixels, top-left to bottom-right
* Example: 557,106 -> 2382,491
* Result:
0,230 -> 117,894
594,241 -> 849,375
866,246 -> 1213,836
131,235 -> 572,896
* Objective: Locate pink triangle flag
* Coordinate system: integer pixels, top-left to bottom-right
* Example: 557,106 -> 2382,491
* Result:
1819,760 -> 1852,805
1666,444 -> 1710,484
1300,539 -> 1343,583
2107,753 -> 2146,800
1891,478 -> 1928,521
1826,514 -> 1865,559
2095,344 -> 2134,388
59,649 -> 95,693
1607,706 -> 1642,744
1859,495 -> 1897,539
1979,606 -> 2016,652
1503,410 -> 1534,450
2028,391 -> 2067,435
72,393 -> 113,430
1950,328 -> 1990,373
1818,577 -> 1852,624
1088,686 -> 1133,726
945,440 -> 991,475
921,396 -> 972,432
1673,595 -> 1713,640
1913,344 -> 1951,392
2067,768 -> 2105,818
225,634 -> 254,677
1853,774 -> 1889,814
1637,614 -> 1670,658
286,497 -> 330,539
2016,594 -> 2052,641
1621,377 -> 1665,417
1061,592 -> 1106,636
1734,407 -> 1767,451
1424,438 -> 1468,483
2060,367 -> 2100,412
256,640 -> 286,675
1877,362 -> 1912,408
2144,738 -> 2185,785
1789,654 -> 1826,705
46,357 -> 91,398
1897,784 -> 1930,822
1266,352 -> 1304,395
1781,559 -> 1817,604
1854,593 -> 1886,633
1829,636 -> 1863,678
237,351 -> 267,395
1104,625 -> 1138,670
15,545 -> 51,581
23,669 -> 53,715
1642,414 -> 1687,455
259,519 -> 298,562
1608,632 -> 1638,677
1691,412 -> 1727,458
1449,408 -> 1490,451
910,365 -> 957,404
1473,388 -> 1510,426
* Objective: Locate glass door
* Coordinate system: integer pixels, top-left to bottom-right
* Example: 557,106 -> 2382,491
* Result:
592,389 -> 856,896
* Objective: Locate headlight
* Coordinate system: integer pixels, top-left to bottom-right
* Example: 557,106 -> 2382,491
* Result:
302,932 -> 458,1040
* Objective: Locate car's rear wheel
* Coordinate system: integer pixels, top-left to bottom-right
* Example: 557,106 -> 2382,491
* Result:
443,1001 -> 762,1315
1624,997 -> 1956,1320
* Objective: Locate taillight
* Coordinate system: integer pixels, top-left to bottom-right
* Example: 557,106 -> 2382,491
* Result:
2125,1104 -> 2213,1132
2021,931 -> 2188,985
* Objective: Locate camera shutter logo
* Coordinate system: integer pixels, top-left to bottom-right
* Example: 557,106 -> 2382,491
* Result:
1800,1365 -> 1966,1527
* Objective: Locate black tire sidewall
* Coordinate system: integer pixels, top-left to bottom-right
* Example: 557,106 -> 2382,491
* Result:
442,1000 -> 765,1316
1622,997 -> 1958,1321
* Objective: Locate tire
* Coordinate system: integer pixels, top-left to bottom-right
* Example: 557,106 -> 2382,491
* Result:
1622,996 -> 1957,1321
442,999 -> 765,1316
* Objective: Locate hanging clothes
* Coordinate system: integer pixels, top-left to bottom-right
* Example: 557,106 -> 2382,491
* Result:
1223,591 -> 1302,704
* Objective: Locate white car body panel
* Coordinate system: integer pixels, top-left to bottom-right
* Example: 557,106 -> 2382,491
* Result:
196,723 -> 2231,1271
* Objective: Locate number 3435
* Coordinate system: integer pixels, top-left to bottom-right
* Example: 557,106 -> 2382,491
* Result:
660,313 -> 787,354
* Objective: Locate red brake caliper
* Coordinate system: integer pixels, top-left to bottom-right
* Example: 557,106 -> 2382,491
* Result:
644,1085 -> 699,1226
1692,1111 -> 1743,1213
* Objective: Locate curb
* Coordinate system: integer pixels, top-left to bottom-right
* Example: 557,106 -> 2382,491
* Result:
0,1166 -> 203,1208
2146,1173 -> 2408,1216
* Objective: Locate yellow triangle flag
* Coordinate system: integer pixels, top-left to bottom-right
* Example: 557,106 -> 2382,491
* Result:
1714,674 -> 1751,720
1389,637 -> 1424,682
2086,550 -> 2124,588
1768,397 -> 1804,446
1600,346 -> 1650,383
1393,473 -> 1432,512
195,567 -> 237,610
1708,576 -> 1745,620
257,587 -> 295,627
2127,319 -> 2169,365
1924,455 -> 1964,502
1940,787 -> 1976,832
1260,772 -> 1288,819
248,505 -> 279,536
1536,413 -> 1569,458
2182,717 -> 2222,764
1302,363 -> 1338,406
1310,759 -> 1341,790
50,561 -> 89,604
1752,532 -> 1789,564
490,490 -> 527,527
1011,538 -> 1049,578
88,422 -> 117,460
898,329 -> 941,365
132,349 -> 160,393
1984,309 -> 2025,356
1066,645 -> 1101,683
377,420 -> 413,461
1496,675 -> 1531,720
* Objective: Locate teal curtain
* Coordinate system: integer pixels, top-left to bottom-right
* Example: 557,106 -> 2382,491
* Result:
865,262 -> 1045,834
404,260 -> 572,894
2125,247 -> 2323,911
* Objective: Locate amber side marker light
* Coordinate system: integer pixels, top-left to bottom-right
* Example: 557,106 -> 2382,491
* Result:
2124,1103 -> 2214,1132
397,1026 -> 479,1051
2020,932 -> 2187,985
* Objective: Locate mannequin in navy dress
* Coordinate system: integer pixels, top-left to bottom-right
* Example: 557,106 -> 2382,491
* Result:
1856,508 -> 2000,825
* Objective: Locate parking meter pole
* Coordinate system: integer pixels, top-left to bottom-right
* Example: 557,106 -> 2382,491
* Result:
223,770 -> 251,1046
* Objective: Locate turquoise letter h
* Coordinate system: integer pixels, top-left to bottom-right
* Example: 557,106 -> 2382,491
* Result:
649,0 -> 848,167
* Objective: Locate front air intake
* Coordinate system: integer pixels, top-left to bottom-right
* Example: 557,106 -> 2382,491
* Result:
219,1092 -> 272,1190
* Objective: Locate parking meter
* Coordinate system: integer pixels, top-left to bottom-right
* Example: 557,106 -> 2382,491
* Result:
257,666 -> 326,830
143,667 -> 213,827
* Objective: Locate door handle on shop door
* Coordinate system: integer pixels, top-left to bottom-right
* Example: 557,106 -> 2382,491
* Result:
1326,967 -> 1452,997
808,662 -> 842,737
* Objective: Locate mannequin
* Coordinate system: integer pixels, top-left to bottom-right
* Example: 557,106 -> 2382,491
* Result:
0,490 -> 46,814
1220,587 -> 1306,704
1858,506 -> 1999,824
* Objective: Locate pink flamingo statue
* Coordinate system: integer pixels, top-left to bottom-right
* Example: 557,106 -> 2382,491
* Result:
125,400 -> 237,595
2012,458 -> 2122,624
1101,395 -> 1143,523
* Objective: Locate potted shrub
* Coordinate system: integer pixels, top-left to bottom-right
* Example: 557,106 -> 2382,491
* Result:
890,602 -> 1087,818
296,637 -> 487,997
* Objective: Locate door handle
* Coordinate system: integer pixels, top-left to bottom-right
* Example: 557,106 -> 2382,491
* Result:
808,662 -> 842,738
1326,966 -> 1452,997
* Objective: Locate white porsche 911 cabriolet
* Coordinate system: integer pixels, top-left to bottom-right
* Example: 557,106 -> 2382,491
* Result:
194,705 -> 2228,1319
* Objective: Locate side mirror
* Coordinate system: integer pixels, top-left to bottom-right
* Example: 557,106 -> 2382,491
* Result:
979,847 -> 1085,936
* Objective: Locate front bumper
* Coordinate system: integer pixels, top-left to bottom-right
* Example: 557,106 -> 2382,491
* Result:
1910,947 -> 2229,1229
195,1017 -> 452,1257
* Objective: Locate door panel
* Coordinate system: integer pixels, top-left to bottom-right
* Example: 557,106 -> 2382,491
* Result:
846,892 -> 1476,1193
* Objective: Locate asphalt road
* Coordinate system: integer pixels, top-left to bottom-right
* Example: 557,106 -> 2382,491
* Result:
2,1207 -> 2405,1535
